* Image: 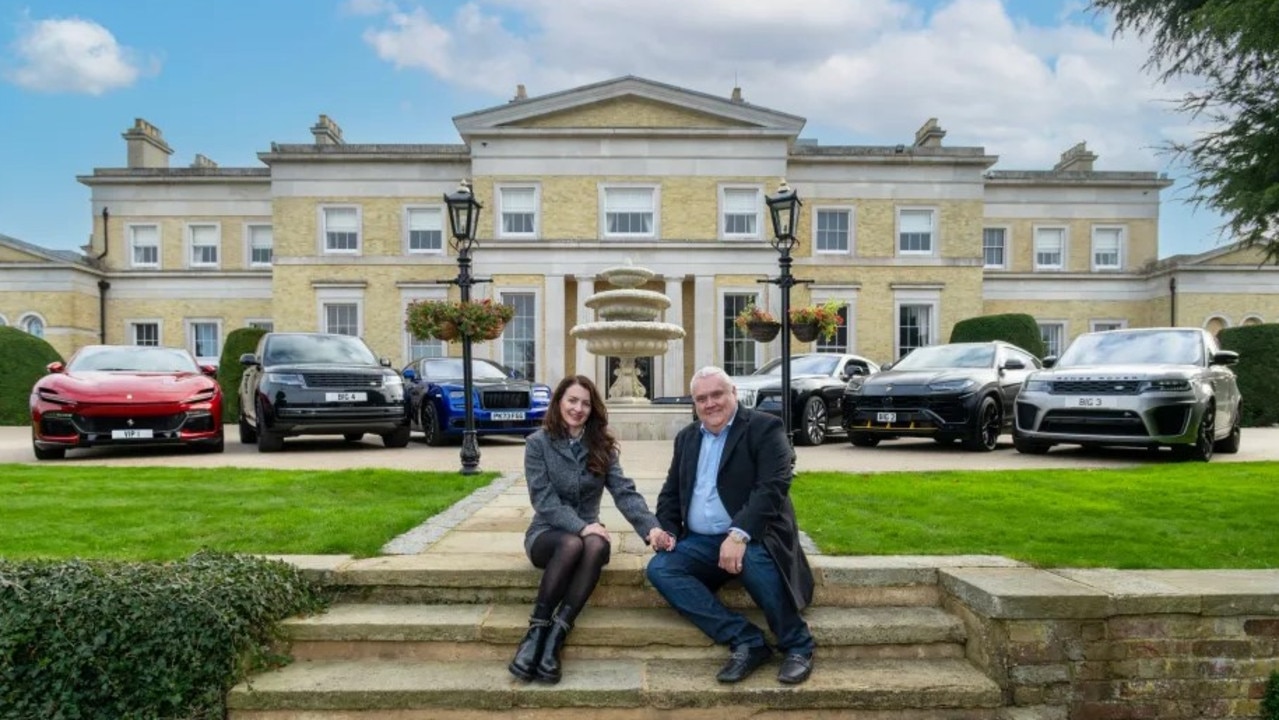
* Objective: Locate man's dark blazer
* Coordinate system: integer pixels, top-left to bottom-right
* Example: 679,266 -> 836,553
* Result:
654,406 -> 815,611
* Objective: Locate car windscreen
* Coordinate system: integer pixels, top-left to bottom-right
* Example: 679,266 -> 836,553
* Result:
419,359 -> 509,381
69,347 -> 199,373
264,335 -> 378,365
753,355 -> 839,376
893,344 -> 994,370
1056,331 -> 1204,367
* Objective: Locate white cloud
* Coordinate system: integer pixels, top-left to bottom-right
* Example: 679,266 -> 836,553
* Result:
352,0 -> 1202,171
6,16 -> 152,95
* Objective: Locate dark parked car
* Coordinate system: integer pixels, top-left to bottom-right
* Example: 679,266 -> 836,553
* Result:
1013,327 -> 1241,461
733,353 -> 880,446
403,357 -> 552,445
842,341 -> 1040,451
30,345 -> 224,460
238,332 -> 410,452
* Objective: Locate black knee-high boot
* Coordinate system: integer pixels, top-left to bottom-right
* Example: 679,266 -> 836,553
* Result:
508,603 -> 553,681
534,605 -> 575,684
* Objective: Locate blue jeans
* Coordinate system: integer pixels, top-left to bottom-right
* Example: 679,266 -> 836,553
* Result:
645,532 -> 814,655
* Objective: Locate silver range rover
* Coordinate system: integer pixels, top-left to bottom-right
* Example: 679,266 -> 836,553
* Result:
1013,327 -> 1242,461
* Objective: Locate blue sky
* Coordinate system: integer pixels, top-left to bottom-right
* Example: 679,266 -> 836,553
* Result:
0,0 -> 1225,257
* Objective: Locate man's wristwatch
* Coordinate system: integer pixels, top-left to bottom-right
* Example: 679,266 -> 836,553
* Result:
728,528 -> 749,544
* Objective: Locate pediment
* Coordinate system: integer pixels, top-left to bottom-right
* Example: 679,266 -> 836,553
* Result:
1177,241 -> 1273,267
0,235 -> 64,264
454,76 -> 805,139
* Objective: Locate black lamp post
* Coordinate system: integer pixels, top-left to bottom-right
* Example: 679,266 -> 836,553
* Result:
442,180 -> 488,475
760,179 -> 806,446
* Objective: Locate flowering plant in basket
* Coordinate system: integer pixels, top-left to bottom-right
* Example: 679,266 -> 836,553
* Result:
789,300 -> 845,342
405,299 -> 515,344
733,303 -> 778,331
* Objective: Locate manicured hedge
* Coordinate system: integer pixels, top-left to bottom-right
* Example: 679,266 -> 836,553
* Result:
1218,323 -> 1279,427
948,313 -> 1046,358
0,326 -> 63,426
217,327 -> 267,422
0,551 -> 326,720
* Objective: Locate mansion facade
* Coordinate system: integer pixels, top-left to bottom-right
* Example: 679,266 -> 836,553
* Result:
2,76 -> 1277,399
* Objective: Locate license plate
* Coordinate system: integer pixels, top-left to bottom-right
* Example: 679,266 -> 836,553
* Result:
491,411 -> 526,421
325,392 -> 367,402
1066,396 -> 1114,409
876,412 -> 897,423
111,429 -> 154,440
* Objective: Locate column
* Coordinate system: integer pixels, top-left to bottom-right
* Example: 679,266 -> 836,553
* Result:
544,275 -> 566,383
574,277 -> 595,384
694,275 -> 715,373
663,276 -> 685,397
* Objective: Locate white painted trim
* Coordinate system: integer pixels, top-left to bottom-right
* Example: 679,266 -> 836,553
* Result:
126,223 -> 161,269
1032,225 -> 1069,272
496,285 -> 542,382
185,221 -> 222,270
811,206 -> 855,255
494,183 -> 541,240
1036,319 -> 1069,357
125,318 -> 164,346
245,318 -> 275,332
1202,314 -> 1231,330
318,204 -> 363,256
599,183 -> 660,239
982,225 -> 1011,270
1090,224 -> 1126,272
810,286 -> 860,353
1089,319 -> 1128,332
717,285 -> 763,373
315,286 -> 366,337
184,317 -> 223,365
1241,313 -> 1266,326
895,206 -> 938,257
892,290 -> 939,359
18,311 -> 48,339
401,204 -> 446,255
400,286 -> 448,366
718,184 -> 764,241
244,223 -> 274,268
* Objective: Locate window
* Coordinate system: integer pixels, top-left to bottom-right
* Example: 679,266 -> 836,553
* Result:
321,206 -> 361,253
324,303 -> 360,336
814,209 -> 852,253
130,321 -> 160,346
187,320 -> 220,363
247,225 -> 273,266
814,301 -> 850,353
602,186 -> 656,237
21,314 -> 45,338
188,224 -> 219,268
400,207 -> 443,253
407,335 -> 444,362
1039,322 -> 1066,357
1034,227 -> 1066,270
721,187 -> 760,238
247,320 -> 274,332
497,186 -> 538,238
722,293 -> 759,376
896,304 -> 933,358
128,225 -> 160,268
983,228 -> 1007,269
501,292 -> 537,382
1092,226 -> 1123,270
898,209 -> 935,255
1090,320 -> 1126,332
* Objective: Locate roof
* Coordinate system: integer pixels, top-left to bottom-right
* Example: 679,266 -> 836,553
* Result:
0,232 -> 90,266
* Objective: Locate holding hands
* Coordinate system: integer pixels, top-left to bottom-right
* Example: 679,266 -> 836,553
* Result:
647,527 -> 676,552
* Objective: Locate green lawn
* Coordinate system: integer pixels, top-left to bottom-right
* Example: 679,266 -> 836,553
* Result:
0,464 -> 494,560
792,461 -> 1279,569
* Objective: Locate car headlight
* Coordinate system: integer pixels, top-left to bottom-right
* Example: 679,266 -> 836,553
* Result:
382,375 -> 403,387
532,388 -> 551,405
738,389 -> 757,408
1140,378 -> 1192,392
265,372 -> 305,386
1023,379 -> 1051,393
184,388 -> 217,404
37,388 -> 77,406
928,378 -> 976,393
448,390 -> 466,404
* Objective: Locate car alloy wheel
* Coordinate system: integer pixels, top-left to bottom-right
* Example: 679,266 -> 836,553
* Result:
1174,402 -> 1215,462
963,396 -> 1001,452
798,396 -> 827,446
423,404 -> 446,447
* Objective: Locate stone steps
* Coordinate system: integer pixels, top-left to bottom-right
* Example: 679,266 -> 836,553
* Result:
284,604 -> 967,662
227,658 -> 1004,718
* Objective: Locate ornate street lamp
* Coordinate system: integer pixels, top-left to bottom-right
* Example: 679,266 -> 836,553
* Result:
762,179 -> 803,446
443,180 -> 485,474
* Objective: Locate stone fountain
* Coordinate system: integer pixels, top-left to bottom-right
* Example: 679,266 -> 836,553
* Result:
570,264 -> 686,405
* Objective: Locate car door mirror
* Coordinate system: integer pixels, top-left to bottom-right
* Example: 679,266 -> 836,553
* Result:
240,353 -> 260,367
379,357 -> 392,368
1002,358 -> 1026,370
46,361 -> 64,374
200,364 -> 218,377
1211,350 -> 1239,366
1042,356 -> 1057,369
402,367 -> 417,382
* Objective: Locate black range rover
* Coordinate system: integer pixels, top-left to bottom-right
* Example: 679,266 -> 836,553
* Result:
238,332 -> 410,452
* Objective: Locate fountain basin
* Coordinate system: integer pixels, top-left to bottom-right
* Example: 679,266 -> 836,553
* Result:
570,322 -> 685,357
585,289 -> 671,322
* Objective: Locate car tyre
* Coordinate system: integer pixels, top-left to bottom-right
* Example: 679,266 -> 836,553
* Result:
1214,402 -> 1241,454
850,432 -> 880,447
933,436 -> 957,445
382,424 -> 411,448
238,413 -> 257,444
343,433 -> 363,442
422,403 -> 446,447
32,444 -> 65,461
256,401 -> 285,453
1173,402 -> 1215,462
196,431 -> 225,453
796,396 -> 827,446
962,396 -> 1001,452
1013,429 -> 1050,455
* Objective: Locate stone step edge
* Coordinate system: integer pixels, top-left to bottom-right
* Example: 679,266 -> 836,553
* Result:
228,657 -> 1003,712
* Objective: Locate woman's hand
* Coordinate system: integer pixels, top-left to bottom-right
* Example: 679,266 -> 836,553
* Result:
647,527 -> 675,552
580,523 -> 611,542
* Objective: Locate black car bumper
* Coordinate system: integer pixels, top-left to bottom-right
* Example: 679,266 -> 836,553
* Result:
843,394 -> 975,436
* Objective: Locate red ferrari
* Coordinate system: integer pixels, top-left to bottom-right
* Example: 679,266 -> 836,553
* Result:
30,345 -> 224,460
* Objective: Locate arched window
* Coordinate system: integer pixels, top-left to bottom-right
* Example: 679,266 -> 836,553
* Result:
1242,315 -> 1264,326
1203,316 -> 1228,335
20,314 -> 45,338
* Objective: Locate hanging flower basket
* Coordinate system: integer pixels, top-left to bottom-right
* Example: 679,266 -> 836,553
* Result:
405,299 -> 514,344
745,320 -> 782,343
791,322 -> 820,343
789,300 -> 845,343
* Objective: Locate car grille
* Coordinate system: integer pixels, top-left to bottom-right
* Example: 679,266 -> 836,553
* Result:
74,413 -> 186,434
854,397 -> 969,424
481,390 -> 529,409
40,416 -> 76,436
303,373 -> 383,388
1050,380 -> 1141,395
1038,409 -> 1147,436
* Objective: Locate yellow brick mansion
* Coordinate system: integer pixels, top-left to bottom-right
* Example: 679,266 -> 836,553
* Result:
2,76 -> 1277,398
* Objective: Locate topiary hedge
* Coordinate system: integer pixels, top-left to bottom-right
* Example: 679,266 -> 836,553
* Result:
0,326 -> 64,426
1263,670 -> 1279,720
948,313 -> 1046,358
1218,323 -> 1279,427
217,327 -> 268,422
0,550 -> 327,720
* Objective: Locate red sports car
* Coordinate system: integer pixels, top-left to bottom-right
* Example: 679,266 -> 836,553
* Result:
30,345 -> 224,460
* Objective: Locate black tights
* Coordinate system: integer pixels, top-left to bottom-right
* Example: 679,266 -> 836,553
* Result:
529,529 -> 611,624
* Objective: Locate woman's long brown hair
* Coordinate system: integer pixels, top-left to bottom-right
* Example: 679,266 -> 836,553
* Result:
543,375 -> 617,477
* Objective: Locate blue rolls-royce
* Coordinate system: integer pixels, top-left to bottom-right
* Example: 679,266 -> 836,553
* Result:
402,357 -> 551,445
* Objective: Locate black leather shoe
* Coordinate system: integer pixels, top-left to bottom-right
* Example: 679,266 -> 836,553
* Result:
716,644 -> 773,683
777,652 -> 813,684
508,619 -> 550,681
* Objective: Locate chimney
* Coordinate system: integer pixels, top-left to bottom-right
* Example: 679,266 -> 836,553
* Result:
1054,142 -> 1098,172
913,118 -> 946,148
310,114 -> 344,145
122,118 -> 173,169
730,85 -> 744,103
511,83 -> 528,102
190,153 -> 218,169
